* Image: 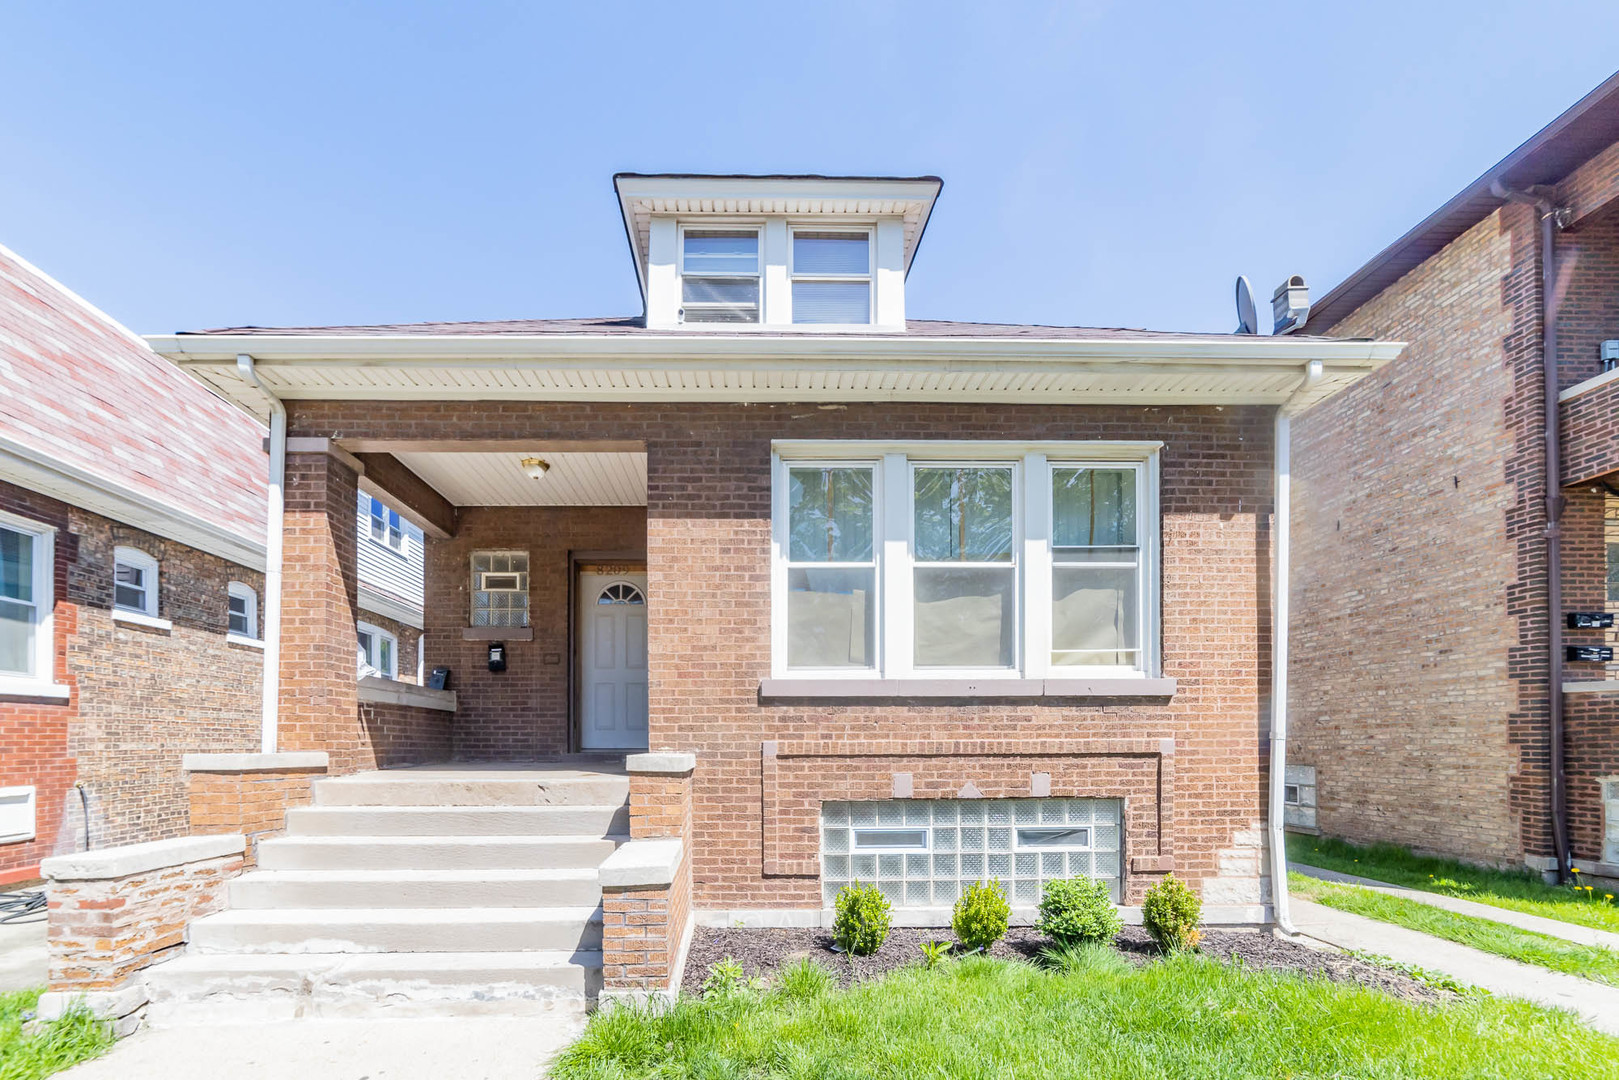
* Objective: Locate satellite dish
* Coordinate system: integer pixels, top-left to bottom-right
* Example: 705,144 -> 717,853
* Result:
1234,276 -> 1258,335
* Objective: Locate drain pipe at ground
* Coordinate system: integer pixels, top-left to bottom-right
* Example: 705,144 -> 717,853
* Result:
1268,359 -> 1322,937
236,353 -> 286,755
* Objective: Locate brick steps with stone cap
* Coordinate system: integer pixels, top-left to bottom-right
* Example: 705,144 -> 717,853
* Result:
146,763 -> 626,1023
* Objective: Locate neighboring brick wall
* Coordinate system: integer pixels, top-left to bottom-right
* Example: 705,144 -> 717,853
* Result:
0,480 -> 262,880
356,700 -> 453,767
186,764 -> 326,865
288,400 -> 1278,912
1553,211 -> 1619,393
1561,375 -> 1619,487
44,838 -> 243,991
425,505 -> 645,758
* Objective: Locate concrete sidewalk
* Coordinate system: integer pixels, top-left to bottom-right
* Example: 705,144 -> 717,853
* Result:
1294,864 -> 1619,950
58,1015 -> 585,1080
0,911 -> 48,992
1291,898 -> 1619,1035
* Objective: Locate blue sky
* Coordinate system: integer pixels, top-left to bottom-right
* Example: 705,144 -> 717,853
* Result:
5,2 -> 1619,335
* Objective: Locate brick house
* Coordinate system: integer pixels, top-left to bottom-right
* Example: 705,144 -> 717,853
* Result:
91,172 -> 1402,1014
0,241 -> 427,885
1287,73 -> 1619,882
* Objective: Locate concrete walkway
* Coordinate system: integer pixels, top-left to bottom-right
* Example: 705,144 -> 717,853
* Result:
1294,864 -> 1619,950
1291,898 -> 1619,1036
0,911 -> 47,992
58,1015 -> 585,1080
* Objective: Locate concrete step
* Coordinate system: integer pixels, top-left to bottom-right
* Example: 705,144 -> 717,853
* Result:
257,834 -> 624,871
283,804 -> 630,838
228,868 -> 603,910
313,772 -> 630,808
188,907 -> 604,954
144,950 -> 601,1023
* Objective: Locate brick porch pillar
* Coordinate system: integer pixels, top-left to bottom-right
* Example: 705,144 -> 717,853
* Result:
279,441 -> 364,772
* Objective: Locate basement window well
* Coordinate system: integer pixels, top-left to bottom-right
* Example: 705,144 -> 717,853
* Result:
820,798 -> 1122,907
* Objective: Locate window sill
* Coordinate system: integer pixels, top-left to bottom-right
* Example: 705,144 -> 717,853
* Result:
0,677 -> 71,702
112,609 -> 172,632
226,633 -> 265,650
758,676 -> 1176,699
462,627 -> 533,641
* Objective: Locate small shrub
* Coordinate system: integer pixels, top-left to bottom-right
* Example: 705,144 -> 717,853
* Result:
701,956 -> 763,998
1038,940 -> 1131,977
917,940 -> 952,969
833,881 -> 892,956
775,957 -> 835,1001
952,879 -> 1011,951
1142,874 -> 1202,952
1035,877 -> 1122,947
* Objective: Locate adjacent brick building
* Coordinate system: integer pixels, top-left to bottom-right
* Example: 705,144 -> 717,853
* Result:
1288,73 -> 1619,878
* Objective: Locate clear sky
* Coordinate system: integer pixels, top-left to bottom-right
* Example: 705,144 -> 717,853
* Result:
5,2 -> 1619,336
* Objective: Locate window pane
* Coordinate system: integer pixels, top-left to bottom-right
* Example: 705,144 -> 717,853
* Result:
793,231 -> 869,276
1016,827 -> 1090,849
0,599 -> 33,676
380,637 -> 393,675
914,468 -> 1013,562
788,567 -> 874,669
791,280 -> 871,324
853,829 -> 928,850
682,230 -> 758,274
1052,565 -> 1138,666
789,467 -> 873,562
682,278 -> 760,323
1053,468 -> 1135,547
1608,540 -> 1619,603
0,528 -> 32,603
914,567 -> 1014,667
114,571 -> 146,612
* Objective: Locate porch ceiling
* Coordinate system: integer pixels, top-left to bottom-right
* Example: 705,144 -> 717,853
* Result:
393,451 -> 647,507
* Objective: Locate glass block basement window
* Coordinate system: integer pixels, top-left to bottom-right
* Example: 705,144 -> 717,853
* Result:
821,799 -> 1122,907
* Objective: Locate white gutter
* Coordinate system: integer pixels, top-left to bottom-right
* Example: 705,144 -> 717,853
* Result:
1268,358 -> 1322,936
236,354 -> 285,755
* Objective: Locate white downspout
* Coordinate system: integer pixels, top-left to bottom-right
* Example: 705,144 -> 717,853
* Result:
1269,358 -> 1321,936
236,354 -> 285,754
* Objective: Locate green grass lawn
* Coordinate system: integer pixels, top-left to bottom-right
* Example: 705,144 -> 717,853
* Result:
551,948 -> 1619,1079
1289,833 -> 1619,934
1291,872 -> 1619,986
0,988 -> 112,1080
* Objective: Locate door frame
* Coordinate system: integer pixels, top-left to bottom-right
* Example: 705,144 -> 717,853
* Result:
568,550 -> 649,753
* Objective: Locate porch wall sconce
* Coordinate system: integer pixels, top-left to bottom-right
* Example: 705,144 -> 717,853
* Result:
520,457 -> 550,480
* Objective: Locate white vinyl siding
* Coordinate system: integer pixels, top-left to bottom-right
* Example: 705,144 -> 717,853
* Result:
355,492 -> 425,617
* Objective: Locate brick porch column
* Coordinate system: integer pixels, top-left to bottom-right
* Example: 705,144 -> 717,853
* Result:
279,442 -> 364,772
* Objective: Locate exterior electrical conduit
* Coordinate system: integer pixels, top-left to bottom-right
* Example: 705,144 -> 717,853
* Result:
236,354 -> 286,754
1268,358 -> 1322,937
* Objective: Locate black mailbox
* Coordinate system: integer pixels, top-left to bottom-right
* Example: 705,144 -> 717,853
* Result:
1568,612 -> 1616,630
488,642 -> 507,672
427,666 -> 451,691
1567,645 -> 1614,663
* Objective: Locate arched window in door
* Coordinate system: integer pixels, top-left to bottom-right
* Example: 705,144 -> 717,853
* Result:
596,582 -> 646,605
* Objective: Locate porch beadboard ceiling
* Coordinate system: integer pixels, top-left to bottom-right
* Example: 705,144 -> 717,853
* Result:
393,451 -> 647,507
147,327 -> 1404,424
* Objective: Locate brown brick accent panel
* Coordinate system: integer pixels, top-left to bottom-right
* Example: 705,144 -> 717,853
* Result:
1562,376 -> 1619,487
280,450 -> 364,772
1,480 -> 264,880
288,400 -> 1276,912
186,762 -> 327,865
424,506 -> 644,758
356,701 -> 453,767
43,836 -> 243,991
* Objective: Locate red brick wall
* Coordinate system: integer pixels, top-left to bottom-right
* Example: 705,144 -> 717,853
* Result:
424,506 -> 645,758
1,480 -> 263,881
188,767 -> 325,865
288,401 -> 1277,911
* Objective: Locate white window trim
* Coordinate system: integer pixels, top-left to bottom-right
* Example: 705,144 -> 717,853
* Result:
113,545 -> 160,618
227,581 -> 259,642
788,225 -> 874,327
356,620 -> 399,681
677,224 -> 762,326
769,440 -> 1162,685
0,508 -> 64,699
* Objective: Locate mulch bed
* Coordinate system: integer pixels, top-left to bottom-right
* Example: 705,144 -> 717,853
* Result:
680,925 -> 1451,1005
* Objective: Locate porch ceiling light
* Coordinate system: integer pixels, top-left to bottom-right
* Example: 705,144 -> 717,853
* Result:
520,457 -> 550,480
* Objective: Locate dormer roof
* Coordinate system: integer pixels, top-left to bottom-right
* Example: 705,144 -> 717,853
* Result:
612,173 -> 943,309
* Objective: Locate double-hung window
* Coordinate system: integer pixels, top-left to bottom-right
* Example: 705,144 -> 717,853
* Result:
772,443 -> 1158,683
113,547 -> 160,618
368,497 -> 406,553
357,621 -> 398,680
227,582 -> 259,640
679,228 -> 760,324
790,229 -> 872,324
1,513 -> 54,686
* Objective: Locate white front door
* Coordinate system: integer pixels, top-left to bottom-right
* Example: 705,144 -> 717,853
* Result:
578,570 -> 649,750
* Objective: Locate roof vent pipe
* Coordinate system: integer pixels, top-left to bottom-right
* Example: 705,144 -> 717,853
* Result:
1272,276 -> 1310,335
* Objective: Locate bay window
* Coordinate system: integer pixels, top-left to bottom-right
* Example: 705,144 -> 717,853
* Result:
772,442 -> 1159,683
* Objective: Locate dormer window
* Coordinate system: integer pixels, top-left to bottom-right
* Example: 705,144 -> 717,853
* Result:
679,228 -> 760,324
791,229 -> 872,325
